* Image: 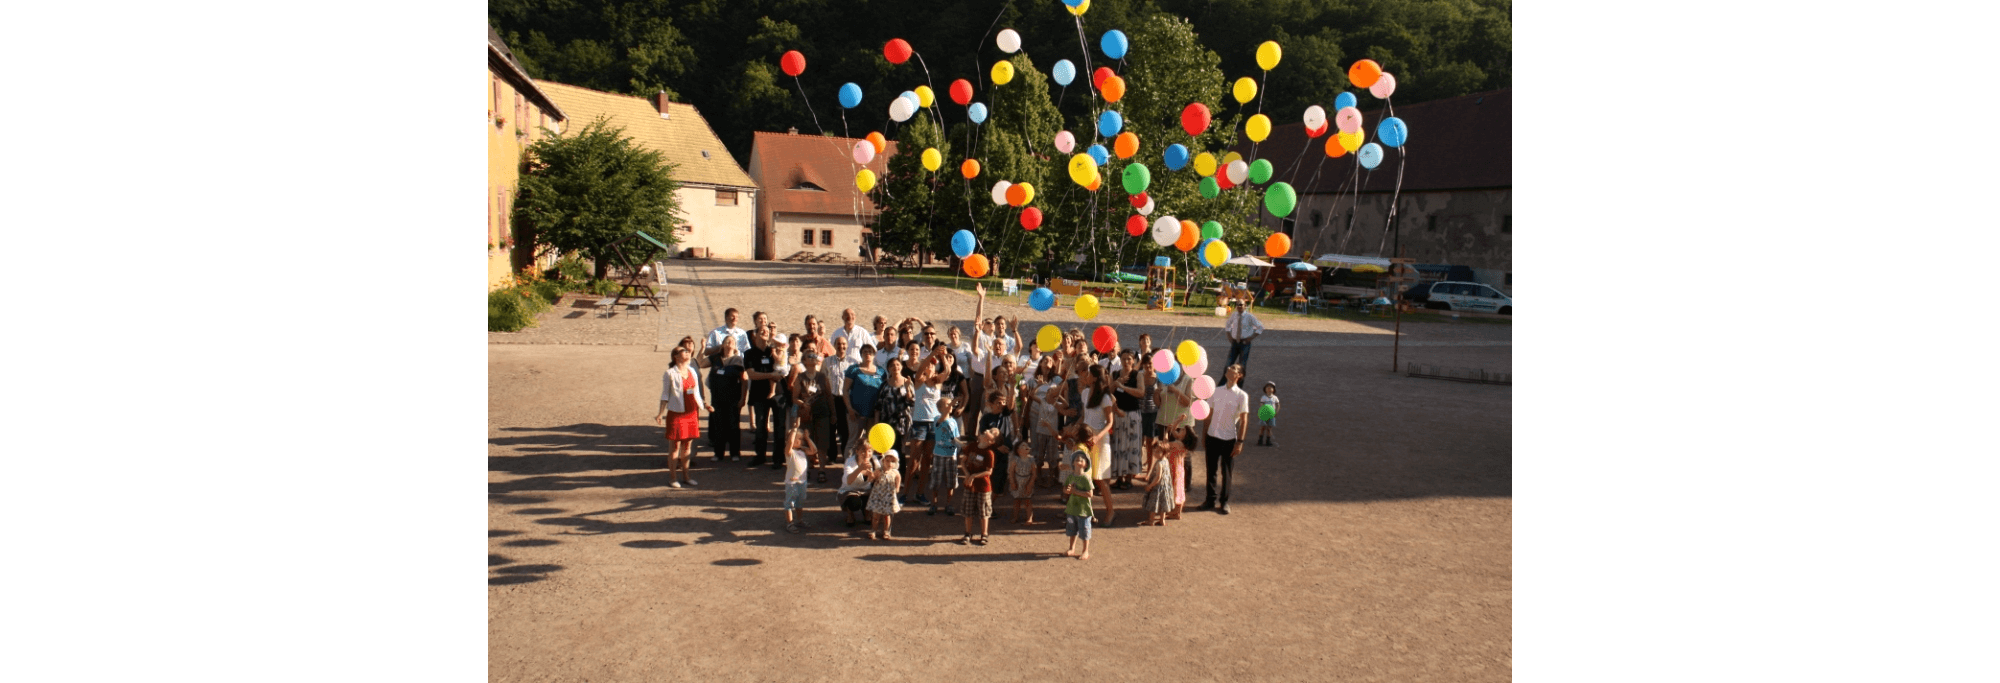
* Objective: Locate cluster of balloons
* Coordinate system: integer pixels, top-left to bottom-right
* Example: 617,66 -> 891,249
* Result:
1147,341 -> 1215,412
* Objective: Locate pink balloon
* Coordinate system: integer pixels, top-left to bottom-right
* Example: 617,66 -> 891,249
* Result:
852,140 -> 876,165
1335,107 -> 1363,134
1188,356 -> 1208,378
1191,374 -> 1216,400
1189,398 -> 1211,421
1055,130 -> 1076,155
1152,349 -> 1174,373
1369,72 -> 1397,99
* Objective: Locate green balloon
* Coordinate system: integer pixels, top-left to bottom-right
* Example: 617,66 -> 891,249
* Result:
1200,220 -> 1223,240
1264,181 -> 1297,218
1259,404 -> 1276,421
1249,158 -> 1274,184
1198,176 -> 1220,199
1122,163 -> 1152,195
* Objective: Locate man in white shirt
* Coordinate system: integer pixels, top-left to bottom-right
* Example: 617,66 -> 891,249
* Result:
1200,363 -> 1251,515
823,336 -> 855,459
1222,297 -> 1264,379
830,308 -> 875,365
705,308 -> 750,367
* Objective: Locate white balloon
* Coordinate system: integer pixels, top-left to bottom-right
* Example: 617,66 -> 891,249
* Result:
1151,216 -> 1180,247
1302,105 -> 1327,129
1225,160 -> 1249,185
1054,130 -> 1076,154
1137,195 -> 1155,216
888,96 -> 916,122
991,180 -> 1013,206
996,29 -> 1022,54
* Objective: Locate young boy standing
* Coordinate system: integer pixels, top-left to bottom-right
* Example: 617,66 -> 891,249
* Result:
960,429 -> 997,545
1062,450 -> 1094,561
782,430 -> 817,533
928,401 -> 964,516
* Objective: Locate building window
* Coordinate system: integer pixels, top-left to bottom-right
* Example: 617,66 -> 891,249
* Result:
1502,216 -> 1511,234
717,189 -> 738,206
1281,214 -> 1295,236
1427,215 -> 1438,232
821,230 -> 834,246
802,228 -> 814,245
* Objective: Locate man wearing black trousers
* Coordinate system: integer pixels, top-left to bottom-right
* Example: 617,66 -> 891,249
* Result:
743,320 -> 783,468
1200,364 -> 1250,515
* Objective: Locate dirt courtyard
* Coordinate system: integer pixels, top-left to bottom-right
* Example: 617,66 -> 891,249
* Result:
490,260 -> 1511,682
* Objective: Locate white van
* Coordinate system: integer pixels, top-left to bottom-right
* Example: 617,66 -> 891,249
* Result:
1427,281 -> 1511,315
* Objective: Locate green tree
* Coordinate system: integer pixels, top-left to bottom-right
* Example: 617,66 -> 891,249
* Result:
873,112 -> 949,260
513,117 -> 683,280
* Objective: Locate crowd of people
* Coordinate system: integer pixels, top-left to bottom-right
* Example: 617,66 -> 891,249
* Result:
654,285 -> 1281,559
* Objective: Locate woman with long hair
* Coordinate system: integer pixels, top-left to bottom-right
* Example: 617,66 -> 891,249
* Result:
654,345 -> 710,488
1073,364 -> 1120,526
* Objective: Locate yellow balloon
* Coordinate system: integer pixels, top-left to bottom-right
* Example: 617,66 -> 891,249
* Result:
1037,324 -> 1062,352
868,423 -> 896,453
1176,340 -> 1201,366
991,60 -> 1016,85
1069,153 -> 1098,186
1192,152 -> 1218,177
1076,294 -> 1100,320
1014,182 -> 1035,205
855,168 -> 876,192
913,85 -> 935,107
1256,41 -> 1282,71
1204,238 -> 1231,266
1337,129 -> 1364,153
921,147 -> 942,171
1067,0 -> 1090,16
1222,151 -> 1243,166
1246,114 -> 1271,142
1232,76 -> 1258,104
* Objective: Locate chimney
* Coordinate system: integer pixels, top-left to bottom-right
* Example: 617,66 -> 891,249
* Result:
788,126 -> 798,135
655,91 -> 671,119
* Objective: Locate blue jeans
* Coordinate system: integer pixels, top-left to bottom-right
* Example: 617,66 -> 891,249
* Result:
1225,340 -> 1253,377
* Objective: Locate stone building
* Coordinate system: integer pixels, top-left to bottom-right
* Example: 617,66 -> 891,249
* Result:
746,130 -> 897,261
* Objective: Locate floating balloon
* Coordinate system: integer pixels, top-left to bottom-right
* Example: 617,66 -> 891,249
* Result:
1256,41 -> 1282,71
852,140 -> 876,165
991,60 -> 1015,85
996,28 -> 1022,53
1122,162 -> 1150,195
1100,75 -> 1126,103
1246,114 -> 1271,142
1303,105 -> 1327,130
1200,220 -> 1222,240
1259,404 -> 1276,422
1151,216 -> 1179,246
1030,289 -> 1056,312
1377,117 -> 1408,148
887,96 -> 915,122
780,50 -> 806,77
1037,324 -> 1062,351
1181,220 -> 1198,242
1021,207 -> 1043,230
1216,171 -> 1236,191
1248,158 -> 1273,184
961,158 -> 981,179
1092,325 -> 1118,354
1265,232 -> 1291,258
1055,130 -> 1076,154
869,423 -> 897,452
1053,59 -> 1076,86
963,253 -> 990,278
1193,152 -> 1218,177
1369,72 -> 1397,99
1075,294 -> 1100,320
1348,59 -> 1383,88
1157,361 -> 1182,385
1062,0 -> 1083,7
1006,182 -> 1034,207
1086,144 -> 1109,166
921,147 -> 942,171
1189,345 -> 1209,377
951,229 -> 977,258
1085,176 -> 1101,192
838,83 -> 863,109
991,180 -> 1013,206
1092,66 -> 1114,90
1306,122 -> 1328,138
1100,30 -> 1129,59
1163,144 -> 1190,171
855,168 -> 876,192
1225,160 -> 1249,185
1190,398 -> 1211,420
1068,154 -> 1098,186
1232,77 -> 1257,104
1334,91 -> 1357,112
1138,195 -> 1155,216
1067,0 -> 1090,16
1336,106 -> 1363,134
1198,176 -> 1220,198
1181,103 -> 1211,136
1114,131 -> 1139,159
1324,135 -> 1348,158
884,39 -> 913,65
1264,181 -> 1296,217
1176,340 -> 1201,366
1175,222 -> 1198,251
1129,192 -> 1149,209
1223,151 -> 1243,165
1126,214 -> 1147,236
1192,374 -> 1216,400
1201,239 -> 1231,267
1358,142 -> 1384,169
1097,110 -> 1123,137
968,102 -> 988,124
949,79 -> 973,106
1336,129 -> 1364,153
1152,349 -> 1175,373
913,85 -> 935,107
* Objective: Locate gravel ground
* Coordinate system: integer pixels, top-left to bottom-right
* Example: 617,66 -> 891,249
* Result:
490,258 -> 1511,681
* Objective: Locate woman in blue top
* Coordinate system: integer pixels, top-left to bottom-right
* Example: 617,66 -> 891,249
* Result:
844,344 -> 885,460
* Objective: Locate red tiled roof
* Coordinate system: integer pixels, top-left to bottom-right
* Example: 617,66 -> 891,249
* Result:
750,131 -> 900,217
1228,89 -> 1510,194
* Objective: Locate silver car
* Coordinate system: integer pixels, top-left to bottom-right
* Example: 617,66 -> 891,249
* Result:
1426,281 -> 1511,315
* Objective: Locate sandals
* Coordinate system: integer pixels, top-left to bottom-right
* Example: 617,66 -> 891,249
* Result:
974,536 -> 989,546
958,534 -> 973,545
817,471 -> 828,484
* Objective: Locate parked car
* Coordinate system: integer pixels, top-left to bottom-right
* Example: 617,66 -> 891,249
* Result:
1418,281 -> 1510,315
1399,281 -> 1437,303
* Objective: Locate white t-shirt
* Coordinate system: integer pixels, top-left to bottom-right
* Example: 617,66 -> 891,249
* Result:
1206,384 -> 1252,441
785,449 -> 810,484
831,326 -> 875,364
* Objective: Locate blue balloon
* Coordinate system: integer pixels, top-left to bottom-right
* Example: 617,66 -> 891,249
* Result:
1029,287 -> 1056,311
899,90 -> 920,106
1063,0 -> 1084,6
968,102 -> 988,124
1086,144 -> 1109,166
838,83 -> 863,109
1101,30 -> 1129,60
1334,91 -> 1357,112
1157,360 -> 1181,385
1052,59 -> 1076,86
1358,143 -> 1384,169
951,229 -> 977,259
1097,110 -> 1123,137
1163,143 -> 1190,171
1377,117 -> 1408,148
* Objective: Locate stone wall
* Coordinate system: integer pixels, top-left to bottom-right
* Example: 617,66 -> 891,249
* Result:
1259,188 -> 1511,274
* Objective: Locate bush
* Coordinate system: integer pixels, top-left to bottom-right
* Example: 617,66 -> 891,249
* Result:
530,279 -> 565,303
547,255 -> 590,283
489,286 -> 550,332
585,279 -> 620,296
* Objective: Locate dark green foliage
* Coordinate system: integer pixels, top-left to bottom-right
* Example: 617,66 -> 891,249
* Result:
512,117 -> 682,281
872,113 -> 947,261
489,286 -> 552,332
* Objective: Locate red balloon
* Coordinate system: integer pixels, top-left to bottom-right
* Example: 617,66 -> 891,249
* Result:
780,51 -> 806,77
1092,325 -> 1118,355
1217,172 -> 1236,190
1181,103 -> 1211,136
949,79 -> 973,106
1021,207 -> 1044,231
1092,67 -> 1114,90
884,39 -> 913,65
1125,214 -> 1147,236
1305,122 -> 1327,138
1128,192 -> 1148,209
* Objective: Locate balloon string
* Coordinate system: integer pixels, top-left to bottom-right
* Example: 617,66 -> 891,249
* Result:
793,76 -> 825,136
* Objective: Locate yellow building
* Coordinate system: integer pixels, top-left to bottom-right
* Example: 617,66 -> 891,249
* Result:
488,28 -> 567,291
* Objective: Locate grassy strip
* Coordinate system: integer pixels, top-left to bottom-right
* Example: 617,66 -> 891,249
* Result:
890,270 -> 1509,325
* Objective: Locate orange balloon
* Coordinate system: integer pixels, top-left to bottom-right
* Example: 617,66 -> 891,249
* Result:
1348,59 -> 1383,88
1113,132 -> 1139,159
1175,222 -> 1199,252
1265,233 -> 1291,258
961,159 -> 981,180
1085,176 -> 1101,191
865,131 -> 887,154
1005,183 -> 1029,206
1325,135 -> 1347,158
1101,75 -> 1126,103
963,253 -> 990,278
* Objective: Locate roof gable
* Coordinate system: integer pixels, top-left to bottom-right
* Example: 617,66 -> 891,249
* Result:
749,130 -> 900,217
533,80 -> 757,189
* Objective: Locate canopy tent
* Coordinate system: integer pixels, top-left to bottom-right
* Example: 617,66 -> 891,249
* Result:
1224,255 -> 1273,267
1287,261 -> 1316,271
1312,253 -> 1394,269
